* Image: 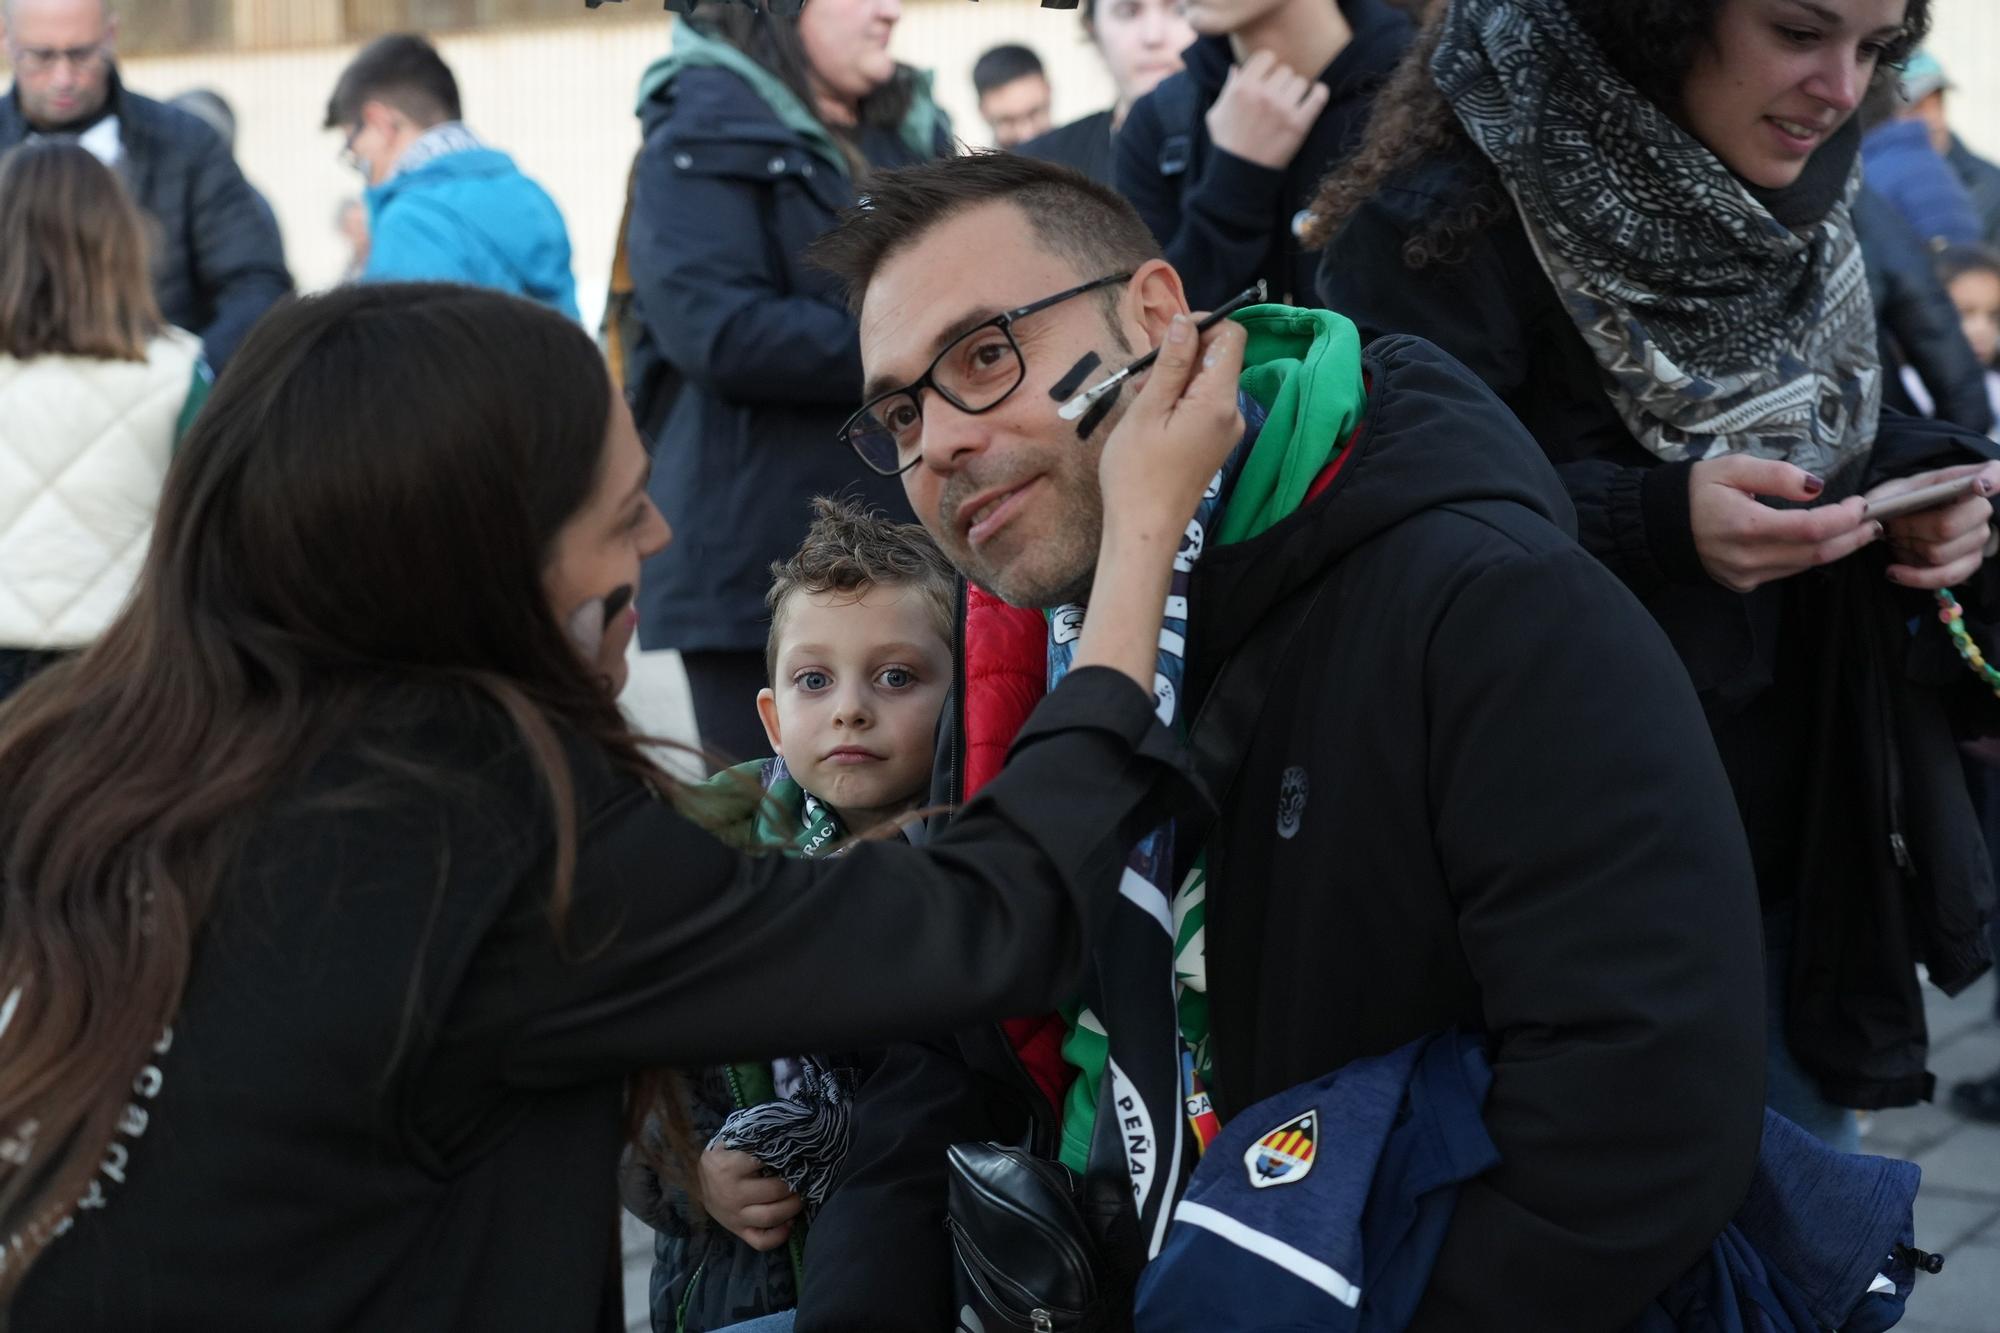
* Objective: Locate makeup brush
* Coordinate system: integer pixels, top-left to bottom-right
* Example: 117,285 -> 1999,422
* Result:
1056,281 -> 1267,422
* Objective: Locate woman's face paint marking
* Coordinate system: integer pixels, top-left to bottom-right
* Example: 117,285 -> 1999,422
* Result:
564,584 -> 635,666
1050,350 -> 1102,403
565,598 -> 609,661
601,583 -> 635,622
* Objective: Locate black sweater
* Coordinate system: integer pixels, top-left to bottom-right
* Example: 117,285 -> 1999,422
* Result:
12,670 -> 1190,1331
1115,0 -> 1410,310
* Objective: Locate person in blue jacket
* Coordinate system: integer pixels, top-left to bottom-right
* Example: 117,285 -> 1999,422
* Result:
1859,73 -> 1982,252
623,0 -> 952,764
324,34 -> 578,320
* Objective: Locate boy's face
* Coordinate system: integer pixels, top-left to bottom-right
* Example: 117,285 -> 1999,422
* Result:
757,583 -> 951,832
1951,268 -> 2000,367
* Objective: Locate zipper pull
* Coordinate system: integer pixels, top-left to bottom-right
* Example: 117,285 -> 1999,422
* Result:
1890,832 -> 1916,876
1898,1243 -> 1946,1275
1031,1313 -> 1055,1333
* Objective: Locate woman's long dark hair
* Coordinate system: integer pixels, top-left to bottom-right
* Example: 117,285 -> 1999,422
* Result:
692,3 -> 916,176
0,284 -> 692,1293
1305,0 -> 1934,261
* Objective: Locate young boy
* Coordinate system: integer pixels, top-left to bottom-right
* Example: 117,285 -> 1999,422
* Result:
620,496 -> 957,1333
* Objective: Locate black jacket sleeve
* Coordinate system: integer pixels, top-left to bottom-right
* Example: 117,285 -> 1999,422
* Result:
434,668 -> 1194,1088
1320,191 -> 1708,597
1117,83 -> 1286,312
1410,546 -> 1766,1332
795,1032 -> 1038,1331
628,106 -> 863,407
1856,190 -> 1996,435
181,130 -> 290,370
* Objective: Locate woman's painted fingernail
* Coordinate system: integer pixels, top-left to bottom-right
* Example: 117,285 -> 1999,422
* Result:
1872,522 -> 1886,540
1802,473 -> 1825,495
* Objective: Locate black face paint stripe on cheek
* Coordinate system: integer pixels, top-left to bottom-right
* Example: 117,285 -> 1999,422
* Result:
601,584 -> 635,621
1049,351 -> 1102,402
1075,384 -> 1119,441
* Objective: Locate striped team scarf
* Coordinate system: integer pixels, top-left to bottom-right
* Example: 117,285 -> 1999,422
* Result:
1045,401 -> 1258,1261
1046,307 -> 1366,1268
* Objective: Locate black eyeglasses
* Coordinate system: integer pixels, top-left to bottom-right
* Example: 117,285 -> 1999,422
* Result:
840,273 -> 1133,476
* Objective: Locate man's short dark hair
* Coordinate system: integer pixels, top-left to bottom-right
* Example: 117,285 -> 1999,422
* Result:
324,34 -> 462,131
972,44 -> 1046,98
808,151 -> 1164,315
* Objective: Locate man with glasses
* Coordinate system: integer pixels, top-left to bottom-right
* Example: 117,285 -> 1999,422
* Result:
0,0 -> 290,371
795,152 -> 1767,1330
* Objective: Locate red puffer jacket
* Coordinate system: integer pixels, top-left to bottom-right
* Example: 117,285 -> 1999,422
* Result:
961,583 -> 1075,1114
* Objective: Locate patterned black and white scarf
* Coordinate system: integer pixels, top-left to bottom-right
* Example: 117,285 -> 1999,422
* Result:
1432,0 -> 1880,479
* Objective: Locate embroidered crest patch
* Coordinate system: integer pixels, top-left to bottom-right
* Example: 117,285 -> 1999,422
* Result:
1244,1108 -> 1317,1189
1276,765 -> 1309,839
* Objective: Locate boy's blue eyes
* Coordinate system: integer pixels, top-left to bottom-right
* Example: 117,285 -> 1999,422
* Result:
790,667 -> 920,692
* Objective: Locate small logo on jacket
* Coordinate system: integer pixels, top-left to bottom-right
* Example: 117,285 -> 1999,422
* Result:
1245,1108 -> 1317,1188
1276,765 -> 1309,839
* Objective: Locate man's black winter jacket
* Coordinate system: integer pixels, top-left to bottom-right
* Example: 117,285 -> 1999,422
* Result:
801,336 -> 1769,1333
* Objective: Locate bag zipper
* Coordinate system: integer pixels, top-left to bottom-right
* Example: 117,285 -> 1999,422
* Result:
947,1156 -> 1099,1297
946,1217 -> 1091,1328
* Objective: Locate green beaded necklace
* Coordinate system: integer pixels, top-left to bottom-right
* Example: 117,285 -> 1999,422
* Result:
1936,589 -> 2000,697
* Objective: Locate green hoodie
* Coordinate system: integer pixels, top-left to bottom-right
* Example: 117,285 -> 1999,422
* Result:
1055,303 -> 1367,1174
634,21 -> 947,178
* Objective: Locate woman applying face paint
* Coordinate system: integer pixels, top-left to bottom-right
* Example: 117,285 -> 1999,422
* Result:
0,283 -> 1248,1328
1314,0 -> 1998,1150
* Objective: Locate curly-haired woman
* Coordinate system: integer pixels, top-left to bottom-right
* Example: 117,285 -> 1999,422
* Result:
1313,0 -> 1999,1150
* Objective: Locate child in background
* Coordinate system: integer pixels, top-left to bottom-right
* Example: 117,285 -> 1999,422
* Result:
620,497 -> 957,1333
1904,244 -> 2000,436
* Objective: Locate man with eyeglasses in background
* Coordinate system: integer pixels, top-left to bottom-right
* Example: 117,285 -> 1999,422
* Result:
0,0 -> 290,372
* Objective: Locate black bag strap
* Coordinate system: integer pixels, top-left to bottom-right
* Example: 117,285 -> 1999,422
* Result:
1181,577 -> 1332,841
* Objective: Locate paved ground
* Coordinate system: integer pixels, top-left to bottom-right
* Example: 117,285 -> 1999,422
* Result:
612,648 -> 2000,1331
1862,977 -> 2000,1333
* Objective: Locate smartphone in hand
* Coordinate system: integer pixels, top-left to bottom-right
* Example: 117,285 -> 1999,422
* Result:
1863,476 -> 1984,523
